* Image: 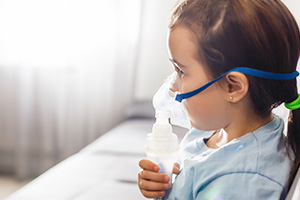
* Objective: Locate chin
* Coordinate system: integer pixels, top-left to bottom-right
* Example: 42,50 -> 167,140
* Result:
191,121 -> 219,131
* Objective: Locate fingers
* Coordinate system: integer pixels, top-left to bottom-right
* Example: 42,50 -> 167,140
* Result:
140,168 -> 170,183
138,174 -> 169,198
138,159 -> 171,198
139,178 -> 170,191
139,159 -> 159,172
173,162 -> 180,175
139,159 -> 181,175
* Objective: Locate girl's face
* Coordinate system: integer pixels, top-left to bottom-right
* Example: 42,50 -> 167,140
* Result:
168,26 -> 232,130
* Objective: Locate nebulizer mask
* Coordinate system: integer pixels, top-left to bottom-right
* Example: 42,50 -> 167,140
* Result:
153,72 -> 191,130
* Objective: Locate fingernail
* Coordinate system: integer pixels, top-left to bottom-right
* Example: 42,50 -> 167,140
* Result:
160,191 -> 165,196
154,166 -> 159,172
164,184 -> 170,189
164,176 -> 170,182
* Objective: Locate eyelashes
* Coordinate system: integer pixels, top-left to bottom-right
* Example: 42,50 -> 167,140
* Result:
168,58 -> 185,77
174,64 -> 185,77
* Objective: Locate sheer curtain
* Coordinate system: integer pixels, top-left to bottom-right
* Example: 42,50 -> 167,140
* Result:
0,0 -> 143,180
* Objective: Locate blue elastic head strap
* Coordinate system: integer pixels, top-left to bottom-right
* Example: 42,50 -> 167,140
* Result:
175,67 -> 299,102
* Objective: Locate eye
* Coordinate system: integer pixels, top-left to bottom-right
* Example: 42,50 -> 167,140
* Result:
174,64 -> 185,77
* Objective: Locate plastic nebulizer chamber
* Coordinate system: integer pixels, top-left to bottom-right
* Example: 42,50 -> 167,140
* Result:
152,72 -> 191,130
145,110 -> 178,186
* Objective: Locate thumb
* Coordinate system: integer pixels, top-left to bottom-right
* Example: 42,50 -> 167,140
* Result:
173,163 -> 180,175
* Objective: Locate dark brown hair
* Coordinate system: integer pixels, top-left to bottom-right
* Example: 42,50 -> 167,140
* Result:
169,0 -> 300,190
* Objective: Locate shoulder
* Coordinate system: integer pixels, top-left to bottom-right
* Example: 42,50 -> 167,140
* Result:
252,115 -> 292,188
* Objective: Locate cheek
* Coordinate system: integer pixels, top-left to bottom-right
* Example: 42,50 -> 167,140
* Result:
183,93 -> 229,130
179,77 -> 202,94
184,98 -> 211,126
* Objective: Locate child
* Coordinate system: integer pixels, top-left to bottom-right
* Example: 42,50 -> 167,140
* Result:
138,0 -> 300,199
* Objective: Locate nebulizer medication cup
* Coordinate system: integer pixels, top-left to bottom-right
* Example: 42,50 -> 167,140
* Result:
145,110 -> 179,187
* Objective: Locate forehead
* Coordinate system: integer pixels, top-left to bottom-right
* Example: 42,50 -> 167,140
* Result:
168,26 -> 199,63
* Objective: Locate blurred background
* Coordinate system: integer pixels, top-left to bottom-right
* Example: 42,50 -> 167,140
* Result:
0,0 -> 177,182
0,0 -> 299,198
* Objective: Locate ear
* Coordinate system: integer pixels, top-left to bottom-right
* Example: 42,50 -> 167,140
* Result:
223,72 -> 249,103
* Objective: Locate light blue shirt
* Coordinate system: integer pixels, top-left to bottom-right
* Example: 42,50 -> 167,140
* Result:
164,115 -> 292,200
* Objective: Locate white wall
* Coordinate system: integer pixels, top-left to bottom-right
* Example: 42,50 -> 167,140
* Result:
282,0 -> 300,22
281,0 -> 300,89
134,0 -> 177,101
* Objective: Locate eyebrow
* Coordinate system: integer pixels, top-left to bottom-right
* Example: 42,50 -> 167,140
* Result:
169,58 -> 186,68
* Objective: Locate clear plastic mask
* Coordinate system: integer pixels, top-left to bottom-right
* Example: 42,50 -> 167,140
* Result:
153,72 -> 191,129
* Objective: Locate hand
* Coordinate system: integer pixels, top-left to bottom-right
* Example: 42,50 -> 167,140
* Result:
138,159 -> 180,198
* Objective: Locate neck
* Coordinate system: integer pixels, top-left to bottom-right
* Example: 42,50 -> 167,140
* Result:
224,112 -> 274,143
206,112 -> 274,149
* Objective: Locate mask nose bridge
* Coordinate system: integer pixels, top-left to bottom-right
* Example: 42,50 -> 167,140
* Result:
168,71 -> 180,93
170,77 -> 179,92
